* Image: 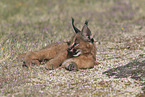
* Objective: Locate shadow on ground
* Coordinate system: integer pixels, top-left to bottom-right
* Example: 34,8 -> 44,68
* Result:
103,57 -> 145,94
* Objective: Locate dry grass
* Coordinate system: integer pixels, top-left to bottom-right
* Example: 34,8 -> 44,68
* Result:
0,0 -> 145,96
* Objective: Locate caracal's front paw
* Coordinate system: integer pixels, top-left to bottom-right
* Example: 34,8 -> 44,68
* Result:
65,62 -> 78,71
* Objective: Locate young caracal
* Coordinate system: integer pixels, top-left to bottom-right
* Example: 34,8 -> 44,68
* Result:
18,18 -> 97,71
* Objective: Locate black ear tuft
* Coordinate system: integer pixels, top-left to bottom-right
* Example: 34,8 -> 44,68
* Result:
71,17 -> 81,33
72,17 -> 74,25
85,20 -> 88,26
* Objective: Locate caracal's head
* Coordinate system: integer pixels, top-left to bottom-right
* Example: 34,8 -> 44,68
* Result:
68,18 -> 95,57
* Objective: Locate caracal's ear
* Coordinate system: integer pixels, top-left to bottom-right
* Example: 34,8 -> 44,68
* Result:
71,18 -> 81,33
81,21 -> 94,43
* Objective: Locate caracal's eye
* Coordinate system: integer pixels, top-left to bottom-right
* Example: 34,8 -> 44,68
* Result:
74,42 -> 79,46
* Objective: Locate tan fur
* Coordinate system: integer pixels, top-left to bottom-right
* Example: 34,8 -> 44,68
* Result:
18,18 -> 97,71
